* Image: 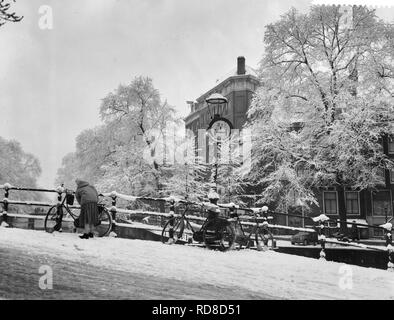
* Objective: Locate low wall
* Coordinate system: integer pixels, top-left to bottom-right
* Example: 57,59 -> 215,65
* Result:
0,213 -> 389,270
0,213 -> 163,242
276,246 -> 388,270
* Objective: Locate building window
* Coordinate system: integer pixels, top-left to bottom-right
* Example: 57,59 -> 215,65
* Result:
377,168 -> 386,185
373,227 -> 385,238
372,190 -> 392,216
323,191 -> 338,215
389,137 -> 394,154
345,191 -> 360,215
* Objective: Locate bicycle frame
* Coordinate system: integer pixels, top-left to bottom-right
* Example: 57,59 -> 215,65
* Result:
225,206 -> 273,248
55,192 -> 106,222
172,203 -> 209,235
165,201 -> 227,245
229,212 -> 257,246
55,195 -> 78,221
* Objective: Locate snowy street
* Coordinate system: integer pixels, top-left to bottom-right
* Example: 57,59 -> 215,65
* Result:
1,228 -> 394,300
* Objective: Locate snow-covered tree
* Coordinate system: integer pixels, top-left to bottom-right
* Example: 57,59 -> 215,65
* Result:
0,137 -> 44,209
0,0 -> 22,27
56,76 -> 180,196
56,124 -> 120,189
208,133 -> 249,204
161,129 -> 209,201
99,76 -> 178,195
248,5 -> 394,231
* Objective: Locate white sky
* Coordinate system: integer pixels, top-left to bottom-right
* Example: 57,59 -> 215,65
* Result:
0,0 -> 393,188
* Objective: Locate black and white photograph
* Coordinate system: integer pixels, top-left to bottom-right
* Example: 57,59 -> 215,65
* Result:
1,0 -> 394,306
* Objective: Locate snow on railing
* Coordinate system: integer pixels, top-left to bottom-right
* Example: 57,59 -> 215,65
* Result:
0,199 -> 79,208
380,223 -> 394,271
323,238 -> 387,252
2,183 -> 393,270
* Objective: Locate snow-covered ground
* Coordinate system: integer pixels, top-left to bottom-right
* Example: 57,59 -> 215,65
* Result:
1,227 -> 394,299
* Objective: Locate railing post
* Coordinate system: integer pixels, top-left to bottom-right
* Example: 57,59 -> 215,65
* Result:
313,214 -> 329,261
53,185 -> 65,232
168,199 -> 175,243
1,183 -> 10,227
318,220 -> 326,260
381,222 -> 394,271
110,192 -> 117,234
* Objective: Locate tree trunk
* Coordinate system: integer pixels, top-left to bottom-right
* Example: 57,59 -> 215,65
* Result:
337,183 -> 348,234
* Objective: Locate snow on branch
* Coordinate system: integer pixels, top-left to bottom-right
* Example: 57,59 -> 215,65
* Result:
0,0 -> 23,26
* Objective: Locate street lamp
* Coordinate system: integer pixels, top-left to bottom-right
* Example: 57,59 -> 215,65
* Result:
205,93 -> 232,193
206,93 -> 228,121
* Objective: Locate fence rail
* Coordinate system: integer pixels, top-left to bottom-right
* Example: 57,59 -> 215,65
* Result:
1,183 -> 393,270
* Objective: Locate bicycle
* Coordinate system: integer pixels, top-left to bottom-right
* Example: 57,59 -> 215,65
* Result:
161,200 -> 236,251
44,188 -> 113,237
224,205 -> 275,251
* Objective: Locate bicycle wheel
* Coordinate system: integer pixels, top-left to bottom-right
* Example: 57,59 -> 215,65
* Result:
255,227 -> 274,251
161,217 -> 186,244
95,207 -> 112,237
203,220 -> 235,252
44,205 -> 62,233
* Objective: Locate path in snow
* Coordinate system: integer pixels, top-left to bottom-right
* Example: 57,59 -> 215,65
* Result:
0,228 -> 394,300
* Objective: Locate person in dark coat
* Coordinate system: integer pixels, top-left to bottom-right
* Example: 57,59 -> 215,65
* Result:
75,178 -> 99,239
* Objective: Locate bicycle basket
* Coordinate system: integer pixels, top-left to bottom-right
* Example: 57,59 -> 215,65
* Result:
66,192 -> 75,205
74,216 -> 82,228
193,230 -> 204,242
97,204 -> 105,213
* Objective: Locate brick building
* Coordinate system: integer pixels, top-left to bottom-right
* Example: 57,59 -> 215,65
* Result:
184,57 -> 259,135
316,139 -> 394,236
184,56 -> 394,236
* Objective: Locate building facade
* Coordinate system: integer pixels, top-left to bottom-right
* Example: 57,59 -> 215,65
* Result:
315,139 -> 394,236
184,57 -> 259,135
184,56 -> 394,235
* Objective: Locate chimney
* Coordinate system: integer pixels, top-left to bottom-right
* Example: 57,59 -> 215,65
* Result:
237,56 -> 246,75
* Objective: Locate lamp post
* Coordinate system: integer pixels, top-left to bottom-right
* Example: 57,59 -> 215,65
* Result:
385,207 -> 388,223
205,93 -> 231,192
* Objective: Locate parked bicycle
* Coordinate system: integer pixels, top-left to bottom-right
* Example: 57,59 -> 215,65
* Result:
44,188 -> 113,237
223,205 -> 275,251
161,200 -> 236,251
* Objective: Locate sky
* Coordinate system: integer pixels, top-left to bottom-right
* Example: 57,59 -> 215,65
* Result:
0,0 -> 393,188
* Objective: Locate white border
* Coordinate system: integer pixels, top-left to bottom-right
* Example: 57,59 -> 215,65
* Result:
312,0 -> 394,7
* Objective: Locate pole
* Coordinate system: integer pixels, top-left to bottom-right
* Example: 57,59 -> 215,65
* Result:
313,214 -> 329,260
1,184 -> 9,226
318,220 -> 326,260
214,162 -> 218,192
54,188 -> 64,232
169,200 -> 175,240
383,223 -> 394,271
110,195 -> 117,234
